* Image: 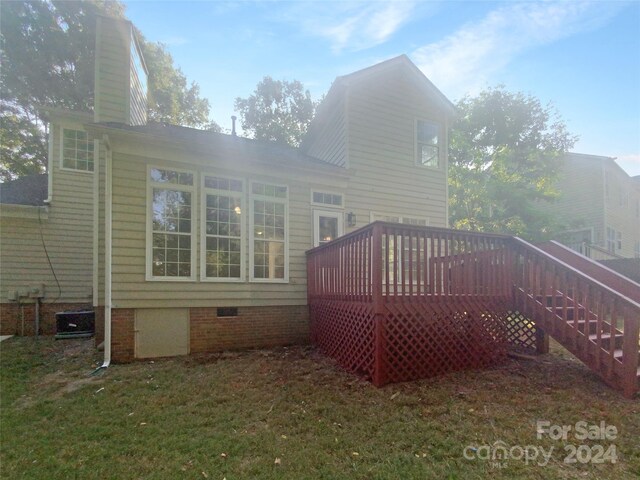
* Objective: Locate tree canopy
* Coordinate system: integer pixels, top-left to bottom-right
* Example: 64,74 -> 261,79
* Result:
0,0 -> 214,181
234,77 -> 315,147
448,86 -> 578,241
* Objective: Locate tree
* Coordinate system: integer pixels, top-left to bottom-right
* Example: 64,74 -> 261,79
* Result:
0,0 -> 213,181
234,77 -> 315,147
139,39 -> 211,128
448,86 -> 578,241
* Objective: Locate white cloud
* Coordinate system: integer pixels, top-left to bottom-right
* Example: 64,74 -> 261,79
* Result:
412,1 -> 626,100
279,0 -> 418,52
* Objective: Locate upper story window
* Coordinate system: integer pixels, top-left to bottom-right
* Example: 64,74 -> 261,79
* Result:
416,120 -> 440,168
250,182 -> 288,282
62,128 -> 94,171
147,167 -> 195,280
202,175 -> 244,281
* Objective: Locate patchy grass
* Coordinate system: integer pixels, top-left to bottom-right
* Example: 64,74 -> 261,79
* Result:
1,337 -> 638,479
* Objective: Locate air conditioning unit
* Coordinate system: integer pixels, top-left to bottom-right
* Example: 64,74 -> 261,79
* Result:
55,310 -> 95,339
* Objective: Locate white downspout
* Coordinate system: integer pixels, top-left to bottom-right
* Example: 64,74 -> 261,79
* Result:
92,139 -> 100,306
101,135 -> 113,369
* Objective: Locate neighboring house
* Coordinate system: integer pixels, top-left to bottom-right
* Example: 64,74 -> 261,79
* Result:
0,16 -> 454,361
551,152 -> 640,260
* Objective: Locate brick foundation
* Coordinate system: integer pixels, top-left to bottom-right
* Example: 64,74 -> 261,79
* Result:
190,305 -> 310,354
111,308 -> 135,363
104,305 -> 310,362
0,302 -> 93,336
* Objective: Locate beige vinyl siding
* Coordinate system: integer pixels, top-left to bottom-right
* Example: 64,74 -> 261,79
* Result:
344,70 -> 448,231
303,96 -> 347,167
603,162 -> 640,258
0,124 -> 94,304
129,40 -> 147,126
551,155 -> 606,243
94,16 -> 130,124
108,143 -> 343,309
547,153 -> 640,258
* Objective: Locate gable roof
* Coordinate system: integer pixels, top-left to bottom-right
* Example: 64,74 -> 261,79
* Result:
335,55 -> 455,115
303,55 -> 455,153
0,174 -> 48,206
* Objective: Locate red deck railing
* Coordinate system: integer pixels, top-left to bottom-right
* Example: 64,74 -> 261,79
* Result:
307,222 -> 640,397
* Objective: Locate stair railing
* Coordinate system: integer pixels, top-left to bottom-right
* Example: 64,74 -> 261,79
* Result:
511,237 -> 640,398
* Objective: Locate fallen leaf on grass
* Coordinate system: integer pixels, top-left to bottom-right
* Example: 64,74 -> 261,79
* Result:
390,392 -> 400,400
201,471 -> 208,478
274,457 -> 281,465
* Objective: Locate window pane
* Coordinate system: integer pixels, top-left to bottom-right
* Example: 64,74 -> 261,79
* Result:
150,168 -> 193,186
417,121 -> 438,144
419,145 -> 439,167
319,216 -> 338,245
150,181 -> 193,278
63,129 -> 94,171
204,185 -> 243,279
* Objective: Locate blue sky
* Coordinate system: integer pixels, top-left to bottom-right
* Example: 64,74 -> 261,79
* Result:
124,0 -> 640,176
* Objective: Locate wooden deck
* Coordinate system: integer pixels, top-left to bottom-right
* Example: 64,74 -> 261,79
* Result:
306,222 -> 640,397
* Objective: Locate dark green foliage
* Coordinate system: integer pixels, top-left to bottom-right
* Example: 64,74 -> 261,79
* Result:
235,76 -> 315,147
0,0 -> 212,181
449,87 -> 578,241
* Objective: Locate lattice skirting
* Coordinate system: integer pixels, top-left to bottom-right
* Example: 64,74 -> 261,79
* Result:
310,300 -> 376,380
381,298 -> 515,384
504,311 -> 538,354
310,297 -> 539,386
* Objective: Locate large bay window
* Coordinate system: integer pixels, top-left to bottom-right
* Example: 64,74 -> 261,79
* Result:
147,167 -> 196,280
202,175 -> 244,281
250,182 -> 288,281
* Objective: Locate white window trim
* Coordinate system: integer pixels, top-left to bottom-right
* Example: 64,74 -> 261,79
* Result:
145,164 -> 197,282
313,209 -> 344,247
59,125 -> 95,174
200,174 -> 246,283
310,189 -> 344,209
414,118 -> 442,169
249,181 -> 289,283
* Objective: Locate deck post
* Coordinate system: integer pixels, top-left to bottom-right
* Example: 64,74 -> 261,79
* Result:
621,305 -> 640,398
535,326 -> 550,354
371,223 -> 386,387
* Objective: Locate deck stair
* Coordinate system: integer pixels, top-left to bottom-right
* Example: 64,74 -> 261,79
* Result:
307,222 -> 640,398
514,239 -> 640,397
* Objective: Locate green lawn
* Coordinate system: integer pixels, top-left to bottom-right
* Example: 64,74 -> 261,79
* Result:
1,337 -> 638,479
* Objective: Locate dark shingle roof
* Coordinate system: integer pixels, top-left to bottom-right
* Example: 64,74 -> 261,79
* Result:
0,174 -> 48,206
93,122 -> 343,171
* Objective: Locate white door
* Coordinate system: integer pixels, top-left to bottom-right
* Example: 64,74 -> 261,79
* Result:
313,209 -> 344,247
